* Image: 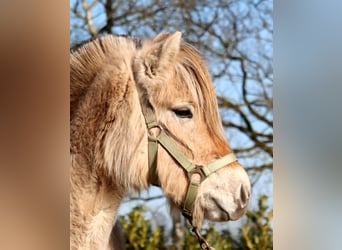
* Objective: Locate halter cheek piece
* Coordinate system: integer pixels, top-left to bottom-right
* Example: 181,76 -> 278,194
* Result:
141,103 -> 237,250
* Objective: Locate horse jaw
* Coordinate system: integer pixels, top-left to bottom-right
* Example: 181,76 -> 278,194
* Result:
192,162 -> 251,227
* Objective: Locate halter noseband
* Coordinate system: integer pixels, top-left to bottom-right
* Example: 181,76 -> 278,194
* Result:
141,102 -> 237,250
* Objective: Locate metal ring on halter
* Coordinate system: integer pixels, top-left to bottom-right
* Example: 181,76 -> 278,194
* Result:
189,165 -> 206,183
147,124 -> 164,140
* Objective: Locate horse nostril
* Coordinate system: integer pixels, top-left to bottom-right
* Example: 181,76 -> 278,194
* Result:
239,184 -> 250,207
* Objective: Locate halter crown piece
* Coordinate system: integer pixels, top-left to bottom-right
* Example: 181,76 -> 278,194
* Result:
140,101 -> 237,250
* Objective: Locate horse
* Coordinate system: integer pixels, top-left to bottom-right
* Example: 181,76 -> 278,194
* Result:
70,31 -> 251,250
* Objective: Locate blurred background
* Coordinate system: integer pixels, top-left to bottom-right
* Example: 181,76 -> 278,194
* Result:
70,1 -> 273,249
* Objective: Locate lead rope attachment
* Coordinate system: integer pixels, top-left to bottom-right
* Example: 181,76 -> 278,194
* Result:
189,225 -> 216,250
193,227 -> 215,250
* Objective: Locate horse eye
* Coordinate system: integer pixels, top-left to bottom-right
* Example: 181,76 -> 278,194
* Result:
172,108 -> 193,119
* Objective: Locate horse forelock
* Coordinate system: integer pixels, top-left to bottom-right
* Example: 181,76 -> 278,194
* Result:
175,43 -> 227,147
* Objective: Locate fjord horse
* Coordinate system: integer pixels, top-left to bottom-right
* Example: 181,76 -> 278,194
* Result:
70,32 -> 251,249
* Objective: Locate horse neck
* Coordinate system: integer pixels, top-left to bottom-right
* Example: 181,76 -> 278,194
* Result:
70,78 -> 149,250
70,153 -> 125,250
70,36 -> 150,249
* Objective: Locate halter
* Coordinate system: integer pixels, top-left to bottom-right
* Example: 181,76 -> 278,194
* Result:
141,102 -> 237,250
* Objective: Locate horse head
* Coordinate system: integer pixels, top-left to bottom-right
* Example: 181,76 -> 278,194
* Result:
133,32 -> 251,228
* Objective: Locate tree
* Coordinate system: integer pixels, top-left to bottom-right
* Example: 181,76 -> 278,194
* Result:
239,195 -> 273,250
70,0 -> 273,248
119,206 -> 166,250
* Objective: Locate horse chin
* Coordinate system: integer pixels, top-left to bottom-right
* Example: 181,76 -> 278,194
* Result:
204,209 -> 230,221
199,192 -> 247,222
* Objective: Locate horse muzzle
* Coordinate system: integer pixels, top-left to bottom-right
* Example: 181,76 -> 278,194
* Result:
197,164 -> 251,222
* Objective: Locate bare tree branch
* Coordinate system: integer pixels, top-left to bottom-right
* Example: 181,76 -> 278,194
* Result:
81,0 -> 99,37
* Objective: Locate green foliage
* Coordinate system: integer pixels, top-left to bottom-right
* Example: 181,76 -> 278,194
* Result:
206,226 -> 234,250
184,225 -> 233,250
239,195 -> 273,250
119,196 -> 273,250
119,206 -> 165,250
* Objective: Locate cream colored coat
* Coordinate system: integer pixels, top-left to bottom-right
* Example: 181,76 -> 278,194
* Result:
70,32 -> 250,250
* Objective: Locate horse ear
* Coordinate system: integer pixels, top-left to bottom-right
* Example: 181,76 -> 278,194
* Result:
152,32 -> 171,43
156,31 -> 181,70
135,32 -> 182,82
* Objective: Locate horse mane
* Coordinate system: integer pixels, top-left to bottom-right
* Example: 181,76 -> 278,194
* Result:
70,34 -> 225,150
70,35 -> 140,119
174,43 -> 226,145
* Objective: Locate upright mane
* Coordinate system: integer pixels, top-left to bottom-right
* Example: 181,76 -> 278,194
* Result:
70,35 -> 139,119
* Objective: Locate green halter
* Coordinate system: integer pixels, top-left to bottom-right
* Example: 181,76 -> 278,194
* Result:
142,103 -> 237,222
140,101 -> 236,250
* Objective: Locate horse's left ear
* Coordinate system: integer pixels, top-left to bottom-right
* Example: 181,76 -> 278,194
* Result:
134,32 -> 182,83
